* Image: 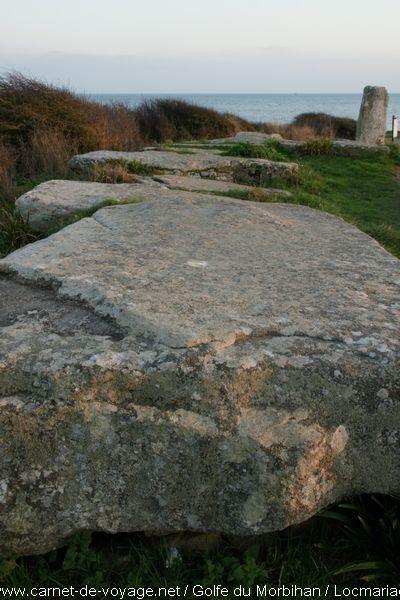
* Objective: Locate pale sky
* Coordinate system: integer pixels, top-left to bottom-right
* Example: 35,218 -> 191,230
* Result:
1,0 -> 399,92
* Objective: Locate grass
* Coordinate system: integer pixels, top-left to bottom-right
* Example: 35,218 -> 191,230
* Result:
295,152 -> 400,257
222,141 -> 287,161
215,141 -> 400,258
1,495 -> 400,592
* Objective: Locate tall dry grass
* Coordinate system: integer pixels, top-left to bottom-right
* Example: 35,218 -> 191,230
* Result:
0,72 -> 141,187
0,142 -> 16,195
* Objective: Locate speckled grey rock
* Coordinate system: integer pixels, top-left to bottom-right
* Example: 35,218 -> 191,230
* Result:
69,150 -> 298,185
154,174 -> 292,197
202,133 -> 389,155
234,132 -> 283,143
356,86 -> 389,145
0,195 -> 399,557
277,139 -> 389,156
15,179 -> 166,233
15,177 -> 292,235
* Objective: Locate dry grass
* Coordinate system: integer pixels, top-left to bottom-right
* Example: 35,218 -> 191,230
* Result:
0,142 -> 16,195
0,72 -> 141,185
88,162 -> 141,184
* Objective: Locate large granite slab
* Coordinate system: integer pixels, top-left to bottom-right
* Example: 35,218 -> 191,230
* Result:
0,195 -> 399,557
69,150 -> 299,185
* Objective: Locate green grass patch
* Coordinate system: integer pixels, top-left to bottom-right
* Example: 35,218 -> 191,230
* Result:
222,141 -> 286,162
222,147 -> 400,258
293,152 -> 400,257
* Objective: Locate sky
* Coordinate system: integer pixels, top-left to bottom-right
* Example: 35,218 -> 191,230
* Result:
0,0 -> 399,93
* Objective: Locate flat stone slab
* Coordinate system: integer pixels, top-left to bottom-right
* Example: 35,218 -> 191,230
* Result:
205,132 -> 390,155
15,179 -> 166,233
15,178 -> 292,235
69,150 -> 299,184
234,132 -> 283,143
154,174 -> 292,198
278,138 -> 390,156
0,196 -> 399,557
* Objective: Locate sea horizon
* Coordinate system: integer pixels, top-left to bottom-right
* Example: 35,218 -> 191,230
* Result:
89,92 -> 400,127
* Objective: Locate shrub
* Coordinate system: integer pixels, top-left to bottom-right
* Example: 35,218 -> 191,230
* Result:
301,138 -> 334,156
135,98 -> 254,143
292,112 -> 356,140
0,203 -> 37,257
88,159 -> 155,183
254,121 -> 317,141
0,72 -> 141,178
224,141 -> 286,161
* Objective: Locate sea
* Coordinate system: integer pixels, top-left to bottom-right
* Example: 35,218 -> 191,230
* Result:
90,93 -> 400,128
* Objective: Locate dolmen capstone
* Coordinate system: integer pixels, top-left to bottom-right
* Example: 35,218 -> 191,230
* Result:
0,194 -> 399,557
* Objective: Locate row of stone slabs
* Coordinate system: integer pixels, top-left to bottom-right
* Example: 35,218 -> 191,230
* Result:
18,140 -> 389,233
16,175 -> 292,233
0,145 -> 399,557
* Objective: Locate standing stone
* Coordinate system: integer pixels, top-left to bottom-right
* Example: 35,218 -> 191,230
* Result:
356,86 -> 389,145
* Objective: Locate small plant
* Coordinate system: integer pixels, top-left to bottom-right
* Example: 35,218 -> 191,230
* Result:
293,165 -> 324,194
224,141 -> 286,161
321,495 -> 400,583
301,138 -> 334,156
0,203 -> 38,257
89,159 -> 156,183
388,143 -> 400,165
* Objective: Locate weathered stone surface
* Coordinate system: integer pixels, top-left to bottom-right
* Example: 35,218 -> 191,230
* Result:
278,139 -> 390,156
69,150 -> 298,185
15,178 -> 293,234
0,195 -> 399,557
203,133 -> 389,155
234,132 -> 283,143
154,174 -> 292,197
15,179 -> 166,233
356,86 -> 389,145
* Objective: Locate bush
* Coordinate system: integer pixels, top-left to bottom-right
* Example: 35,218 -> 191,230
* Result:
254,121 -> 317,141
301,138 -> 334,156
292,112 -> 356,140
224,141 -> 286,161
0,72 -> 141,179
135,98 -> 254,143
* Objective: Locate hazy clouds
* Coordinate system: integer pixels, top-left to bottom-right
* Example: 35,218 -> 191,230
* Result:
1,0 -> 399,92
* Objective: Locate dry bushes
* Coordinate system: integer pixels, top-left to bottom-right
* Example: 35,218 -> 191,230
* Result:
254,121 -> 317,141
0,142 -> 16,195
292,113 -> 356,140
135,98 -> 255,143
0,73 -> 140,180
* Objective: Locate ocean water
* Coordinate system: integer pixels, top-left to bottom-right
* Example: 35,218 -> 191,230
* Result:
90,93 -> 400,128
